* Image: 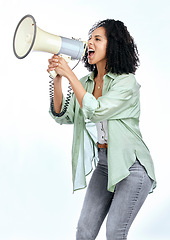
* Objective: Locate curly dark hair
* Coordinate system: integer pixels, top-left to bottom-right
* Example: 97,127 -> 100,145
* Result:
82,19 -> 140,76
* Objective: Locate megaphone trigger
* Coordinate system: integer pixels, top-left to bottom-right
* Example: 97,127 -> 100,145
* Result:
58,54 -> 71,63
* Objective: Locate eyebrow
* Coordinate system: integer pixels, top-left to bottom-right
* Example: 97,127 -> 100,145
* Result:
89,34 -> 103,39
94,34 -> 103,38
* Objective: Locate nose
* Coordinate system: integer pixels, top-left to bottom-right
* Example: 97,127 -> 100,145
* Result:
88,41 -> 93,50
88,37 -> 93,46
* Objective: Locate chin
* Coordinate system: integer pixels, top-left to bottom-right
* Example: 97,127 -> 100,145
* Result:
88,58 -> 95,65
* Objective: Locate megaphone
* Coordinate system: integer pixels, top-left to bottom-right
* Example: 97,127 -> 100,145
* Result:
13,14 -> 87,77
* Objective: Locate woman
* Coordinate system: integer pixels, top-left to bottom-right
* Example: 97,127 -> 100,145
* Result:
47,19 -> 156,240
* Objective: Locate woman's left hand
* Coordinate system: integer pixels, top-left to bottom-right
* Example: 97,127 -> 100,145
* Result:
49,54 -> 73,79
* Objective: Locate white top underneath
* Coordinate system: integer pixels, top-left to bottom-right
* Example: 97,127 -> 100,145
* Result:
95,120 -> 108,144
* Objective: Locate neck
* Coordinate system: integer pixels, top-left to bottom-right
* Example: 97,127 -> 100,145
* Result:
96,60 -> 107,79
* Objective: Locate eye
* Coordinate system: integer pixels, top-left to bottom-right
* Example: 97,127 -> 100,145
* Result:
96,38 -> 101,41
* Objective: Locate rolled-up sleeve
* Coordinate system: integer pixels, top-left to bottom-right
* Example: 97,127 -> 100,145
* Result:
82,92 -> 99,120
82,74 -> 140,122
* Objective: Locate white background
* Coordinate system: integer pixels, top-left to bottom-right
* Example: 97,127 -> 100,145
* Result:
0,0 -> 170,239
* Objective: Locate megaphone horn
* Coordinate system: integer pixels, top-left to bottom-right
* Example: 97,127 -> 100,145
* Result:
13,14 -> 87,60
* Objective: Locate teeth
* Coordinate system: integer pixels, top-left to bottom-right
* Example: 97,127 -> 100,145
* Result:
88,49 -> 95,52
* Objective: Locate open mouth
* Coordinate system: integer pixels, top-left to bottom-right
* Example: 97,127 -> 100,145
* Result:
88,49 -> 95,58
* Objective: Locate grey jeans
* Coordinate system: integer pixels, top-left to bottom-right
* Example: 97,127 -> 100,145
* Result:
76,148 -> 153,240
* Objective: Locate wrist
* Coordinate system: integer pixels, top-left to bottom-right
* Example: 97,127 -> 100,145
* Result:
53,75 -> 62,83
66,70 -> 76,82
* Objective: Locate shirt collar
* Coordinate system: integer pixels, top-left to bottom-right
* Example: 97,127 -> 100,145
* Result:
86,71 -> 117,82
86,72 -> 94,82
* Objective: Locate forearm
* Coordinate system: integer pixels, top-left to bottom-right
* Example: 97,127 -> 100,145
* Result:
53,77 -> 63,113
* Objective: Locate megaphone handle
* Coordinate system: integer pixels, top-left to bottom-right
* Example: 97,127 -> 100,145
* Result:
49,54 -> 71,78
49,70 -> 57,78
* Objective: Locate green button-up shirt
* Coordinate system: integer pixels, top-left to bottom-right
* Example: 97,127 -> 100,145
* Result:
49,72 -> 156,193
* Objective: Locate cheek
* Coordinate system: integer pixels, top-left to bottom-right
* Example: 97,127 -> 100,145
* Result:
101,42 -> 107,53
101,46 -> 107,58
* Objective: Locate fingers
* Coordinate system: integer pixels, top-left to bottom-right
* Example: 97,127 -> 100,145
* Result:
47,55 -> 59,72
47,62 -> 55,72
47,55 -> 68,75
48,55 -> 61,67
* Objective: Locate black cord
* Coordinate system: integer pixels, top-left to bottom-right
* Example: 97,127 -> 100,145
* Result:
49,59 -> 81,117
